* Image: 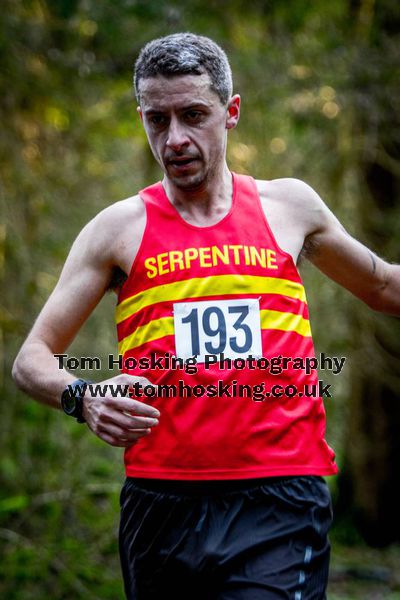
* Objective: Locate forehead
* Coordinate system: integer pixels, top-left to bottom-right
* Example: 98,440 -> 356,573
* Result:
139,73 -> 220,112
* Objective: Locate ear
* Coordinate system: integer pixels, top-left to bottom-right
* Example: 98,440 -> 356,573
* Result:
226,94 -> 241,130
137,106 -> 143,122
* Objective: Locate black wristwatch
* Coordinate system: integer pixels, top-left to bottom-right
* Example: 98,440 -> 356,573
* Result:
61,379 -> 92,423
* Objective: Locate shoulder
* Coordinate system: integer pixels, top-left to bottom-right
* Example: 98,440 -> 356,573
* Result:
92,194 -> 146,238
256,177 -> 321,207
76,193 -> 146,260
255,177 -> 335,236
64,193 -> 148,291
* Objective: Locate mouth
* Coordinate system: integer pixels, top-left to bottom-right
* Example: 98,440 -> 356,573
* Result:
167,157 -> 198,170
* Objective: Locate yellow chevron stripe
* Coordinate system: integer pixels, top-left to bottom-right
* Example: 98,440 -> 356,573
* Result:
118,316 -> 174,355
260,309 -> 311,338
118,309 -> 310,355
116,274 -> 306,324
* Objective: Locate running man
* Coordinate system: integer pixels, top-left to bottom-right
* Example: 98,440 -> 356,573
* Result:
13,33 -> 400,599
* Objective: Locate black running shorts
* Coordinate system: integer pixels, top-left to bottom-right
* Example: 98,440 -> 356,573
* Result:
119,475 -> 333,600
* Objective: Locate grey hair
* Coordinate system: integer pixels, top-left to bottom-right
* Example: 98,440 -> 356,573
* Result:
134,32 -> 233,106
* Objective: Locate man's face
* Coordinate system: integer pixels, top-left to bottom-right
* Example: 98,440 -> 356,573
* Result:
137,73 -> 240,190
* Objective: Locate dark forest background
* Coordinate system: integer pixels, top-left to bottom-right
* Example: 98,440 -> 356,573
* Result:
1,1 -> 400,598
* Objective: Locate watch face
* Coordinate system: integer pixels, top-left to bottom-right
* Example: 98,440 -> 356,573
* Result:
62,390 -> 77,415
61,380 -> 87,422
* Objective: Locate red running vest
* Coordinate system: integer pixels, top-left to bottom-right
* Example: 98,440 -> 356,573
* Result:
115,172 -> 338,479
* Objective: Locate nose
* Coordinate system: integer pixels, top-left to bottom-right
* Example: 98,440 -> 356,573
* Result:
166,117 -> 190,151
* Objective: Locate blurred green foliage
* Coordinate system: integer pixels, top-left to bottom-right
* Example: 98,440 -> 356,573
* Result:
1,0 -> 399,597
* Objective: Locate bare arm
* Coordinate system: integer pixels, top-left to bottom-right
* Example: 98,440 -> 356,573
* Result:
12,200 -> 160,447
298,182 -> 400,315
12,215 -> 114,405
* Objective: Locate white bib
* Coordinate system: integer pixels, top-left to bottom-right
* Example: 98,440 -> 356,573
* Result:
173,298 -> 262,362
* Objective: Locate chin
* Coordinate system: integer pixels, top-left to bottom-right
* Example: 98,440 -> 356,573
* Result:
168,169 -> 208,191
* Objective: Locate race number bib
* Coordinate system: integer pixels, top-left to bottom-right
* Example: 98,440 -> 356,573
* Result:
173,298 -> 262,362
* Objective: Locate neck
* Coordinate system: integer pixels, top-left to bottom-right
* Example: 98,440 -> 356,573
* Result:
162,162 -> 233,226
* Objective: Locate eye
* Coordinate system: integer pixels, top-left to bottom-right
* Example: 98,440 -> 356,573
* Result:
185,110 -> 203,122
149,115 -> 168,127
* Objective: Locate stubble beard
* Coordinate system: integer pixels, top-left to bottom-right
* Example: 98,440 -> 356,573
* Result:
166,154 -> 223,192
165,161 -> 208,191
170,171 -> 206,191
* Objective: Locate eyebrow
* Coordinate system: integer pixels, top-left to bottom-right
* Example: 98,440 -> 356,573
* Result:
143,101 -> 213,115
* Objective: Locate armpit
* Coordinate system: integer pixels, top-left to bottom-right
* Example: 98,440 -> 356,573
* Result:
300,235 -> 321,260
107,266 -> 128,293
